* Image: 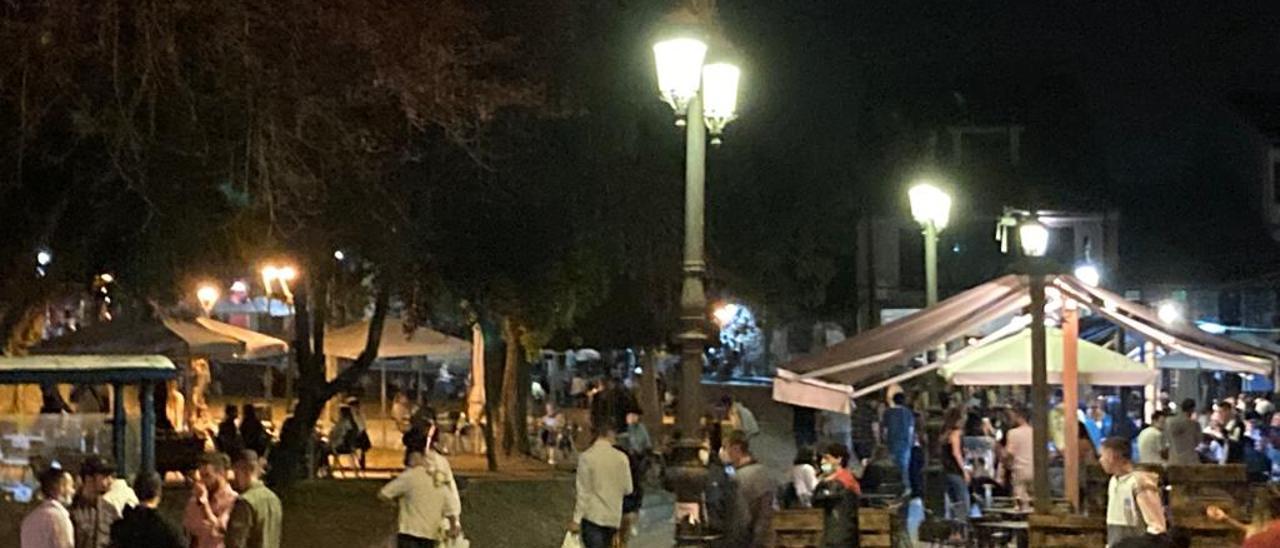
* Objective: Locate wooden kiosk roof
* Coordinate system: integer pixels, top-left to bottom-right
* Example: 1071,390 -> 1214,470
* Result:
0,355 -> 178,384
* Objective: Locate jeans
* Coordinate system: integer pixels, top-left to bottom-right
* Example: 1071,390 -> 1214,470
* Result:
889,445 -> 911,490
580,519 -> 617,548
944,473 -> 970,522
396,534 -> 436,548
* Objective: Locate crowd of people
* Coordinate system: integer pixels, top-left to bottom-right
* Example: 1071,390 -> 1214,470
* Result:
20,451 -> 282,548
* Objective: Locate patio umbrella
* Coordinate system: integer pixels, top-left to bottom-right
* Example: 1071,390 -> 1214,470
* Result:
940,327 -> 1157,386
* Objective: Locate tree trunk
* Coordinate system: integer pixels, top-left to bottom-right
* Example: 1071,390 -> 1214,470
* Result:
498,318 -> 523,455
267,274 -> 389,488
481,320 -> 503,471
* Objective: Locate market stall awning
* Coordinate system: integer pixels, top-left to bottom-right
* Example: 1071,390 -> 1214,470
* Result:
782,274 -> 1031,385
1051,277 -> 1276,376
940,327 -> 1157,386
193,318 -> 289,359
775,273 -> 1278,413
0,355 -> 178,384
33,317 -> 246,361
324,318 -> 470,362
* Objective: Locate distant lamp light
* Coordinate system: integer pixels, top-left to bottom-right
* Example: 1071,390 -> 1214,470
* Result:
260,265 -> 279,287
908,183 -> 952,231
1158,302 -> 1182,325
653,37 -> 708,117
713,303 -> 741,326
97,273 -> 115,284
1197,321 -> 1228,334
1073,264 -> 1101,287
277,266 -> 297,281
229,280 -> 248,294
333,250 -> 346,261
701,62 -> 741,144
197,285 -> 220,314
36,250 -> 52,266
1018,219 -> 1050,258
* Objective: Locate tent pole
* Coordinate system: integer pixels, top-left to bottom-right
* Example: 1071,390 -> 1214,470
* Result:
1030,272 -> 1051,514
1063,300 -> 1080,512
112,382 -> 126,478
141,381 -> 156,476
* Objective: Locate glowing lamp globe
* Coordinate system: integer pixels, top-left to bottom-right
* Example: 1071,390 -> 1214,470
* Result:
1074,264 -> 1101,287
1158,302 -> 1182,325
653,37 -> 707,116
1018,220 -> 1050,258
908,183 -> 952,231
701,62 -> 740,143
197,285 -> 220,312
713,303 -> 741,326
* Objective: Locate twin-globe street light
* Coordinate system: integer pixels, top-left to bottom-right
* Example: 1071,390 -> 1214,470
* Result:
653,33 -> 741,438
654,28 -> 740,541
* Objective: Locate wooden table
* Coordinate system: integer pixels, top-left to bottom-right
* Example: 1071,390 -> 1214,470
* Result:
974,520 -> 1029,548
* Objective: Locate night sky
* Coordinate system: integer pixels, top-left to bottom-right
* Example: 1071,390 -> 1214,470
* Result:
715,1 -> 1280,283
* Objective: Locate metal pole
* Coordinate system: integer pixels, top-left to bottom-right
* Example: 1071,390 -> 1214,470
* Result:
924,222 -> 938,307
1063,300 -> 1080,512
1029,271 -> 1051,514
677,92 -> 707,437
112,383 -> 126,478
141,381 -> 156,476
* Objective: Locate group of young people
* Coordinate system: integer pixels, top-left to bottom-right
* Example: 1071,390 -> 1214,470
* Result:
20,451 -> 282,548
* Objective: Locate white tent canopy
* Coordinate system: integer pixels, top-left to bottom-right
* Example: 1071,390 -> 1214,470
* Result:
324,318 -> 470,362
941,327 -> 1157,386
193,318 -> 289,360
774,274 -> 1278,413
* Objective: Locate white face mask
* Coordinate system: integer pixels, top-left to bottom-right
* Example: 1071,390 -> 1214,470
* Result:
820,462 -> 835,475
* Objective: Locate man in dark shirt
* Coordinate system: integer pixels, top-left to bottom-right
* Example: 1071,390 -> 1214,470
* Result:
109,472 -> 187,548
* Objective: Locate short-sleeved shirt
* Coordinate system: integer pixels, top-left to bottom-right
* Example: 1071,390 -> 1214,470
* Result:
1004,424 -> 1035,480
1136,426 -> 1166,464
1244,520 -> 1280,548
226,482 -> 282,548
379,464 -> 461,540
1164,414 -> 1202,465
882,406 -> 914,451
22,499 -> 75,548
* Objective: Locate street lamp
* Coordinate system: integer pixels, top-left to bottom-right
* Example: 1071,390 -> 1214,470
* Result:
653,29 -> 740,437
908,182 -> 951,308
655,21 -> 741,543
713,303 -> 741,327
1074,263 -> 1101,287
1158,302 -> 1182,324
1018,219 -> 1050,258
197,285 -> 219,315
1020,218 -> 1052,514
261,263 -> 297,302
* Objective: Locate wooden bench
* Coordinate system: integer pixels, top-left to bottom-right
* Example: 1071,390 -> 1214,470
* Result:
1028,513 -> 1105,547
768,506 -> 896,548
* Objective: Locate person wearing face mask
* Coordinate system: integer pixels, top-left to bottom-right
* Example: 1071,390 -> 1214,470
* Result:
812,444 -> 861,547
21,465 -> 76,548
717,434 -> 775,548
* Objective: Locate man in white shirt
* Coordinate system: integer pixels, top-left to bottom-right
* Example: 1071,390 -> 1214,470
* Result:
378,451 -> 461,547
1001,405 -> 1035,508
21,466 -> 76,548
570,420 -> 633,548
1136,411 -> 1168,465
1100,437 -> 1167,547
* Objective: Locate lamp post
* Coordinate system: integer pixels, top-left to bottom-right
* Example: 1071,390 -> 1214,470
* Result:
654,19 -> 741,543
1019,218 -> 1052,514
908,183 -> 951,309
654,29 -> 740,439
